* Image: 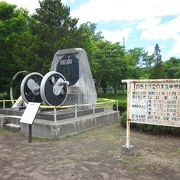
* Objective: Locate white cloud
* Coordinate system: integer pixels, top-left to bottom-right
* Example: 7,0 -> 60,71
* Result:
140,15 -> 180,40
3,0 -> 180,58
145,45 -> 155,55
4,0 -> 76,13
71,0 -> 180,23
145,44 -> 167,56
62,0 -> 77,4
170,36 -> 180,55
100,28 -> 131,43
137,18 -> 161,30
4,0 -> 41,13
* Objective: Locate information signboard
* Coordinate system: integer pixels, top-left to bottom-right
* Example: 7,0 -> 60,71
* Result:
122,79 -> 179,151
20,102 -> 40,125
123,79 -> 180,127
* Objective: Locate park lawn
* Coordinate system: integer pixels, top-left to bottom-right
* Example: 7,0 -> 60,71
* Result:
97,91 -> 127,107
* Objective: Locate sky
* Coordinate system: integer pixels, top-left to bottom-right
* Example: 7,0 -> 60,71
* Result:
3,0 -> 180,60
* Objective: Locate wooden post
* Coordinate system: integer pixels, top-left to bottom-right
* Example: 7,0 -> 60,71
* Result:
126,119 -> 131,147
121,81 -> 134,155
126,82 -> 132,147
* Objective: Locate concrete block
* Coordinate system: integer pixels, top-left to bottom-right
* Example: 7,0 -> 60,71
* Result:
20,111 -> 119,139
122,145 -> 134,156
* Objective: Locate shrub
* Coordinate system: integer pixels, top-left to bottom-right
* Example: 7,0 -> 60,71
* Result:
0,91 -> 8,99
119,111 -> 127,128
113,101 -> 127,113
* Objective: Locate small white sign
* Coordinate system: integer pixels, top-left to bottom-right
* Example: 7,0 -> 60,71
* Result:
20,102 -> 40,125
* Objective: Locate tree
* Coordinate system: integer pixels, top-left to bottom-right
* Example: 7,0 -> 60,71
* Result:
163,57 -> 180,78
150,44 -> 165,79
27,0 -> 79,73
93,40 -> 126,93
125,48 -> 149,79
0,2 -> 30,95
71,22 -> 103,67
153,44 -> 162,65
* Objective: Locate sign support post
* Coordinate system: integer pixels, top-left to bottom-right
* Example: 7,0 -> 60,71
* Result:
126,119 -> 131,147
122,82 -> 134,155
29,124 -> 32,143
121,79 -> 180,156
20,102 -> 40,143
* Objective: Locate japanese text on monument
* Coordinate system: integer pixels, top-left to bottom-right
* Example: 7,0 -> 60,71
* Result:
130,82 -> 180,127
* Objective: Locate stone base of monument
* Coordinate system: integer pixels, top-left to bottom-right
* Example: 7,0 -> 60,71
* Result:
0,114 -> 21,130
21,111 -> 118,139
122,145 -> 134,156
4,123 -> 21,132
0,108 -> 119,139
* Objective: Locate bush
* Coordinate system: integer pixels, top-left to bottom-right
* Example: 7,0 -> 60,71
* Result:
0,91 -> 8,99
113,102 -> 127,113
119,111 -> 127,128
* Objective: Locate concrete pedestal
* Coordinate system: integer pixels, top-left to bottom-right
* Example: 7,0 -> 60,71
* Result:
0,108 -> 119,139
122,145 -> 134,156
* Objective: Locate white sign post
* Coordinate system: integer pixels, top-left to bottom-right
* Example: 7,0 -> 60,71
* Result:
20,102 -> 40,142
122,79 -> 180,155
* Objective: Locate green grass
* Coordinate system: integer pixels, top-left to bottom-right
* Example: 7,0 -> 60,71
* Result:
97,91 -> 127,113
176,148 -> 180,153
152,164 -> 162,172
0,128 -> 12,135
45,164 -> 55,172
98,91 -> 127,103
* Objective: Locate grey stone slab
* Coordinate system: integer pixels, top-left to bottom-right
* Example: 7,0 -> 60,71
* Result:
51,48 -> 97,105
20,111 -> 119,139
0,107 -> 104,121
4,123 -> 21,132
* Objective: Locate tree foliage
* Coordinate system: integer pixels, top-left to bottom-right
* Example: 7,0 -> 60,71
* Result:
92,40 -> 126,93
150,44 -> 165,79
163,57 -> 180,78
0,2 -> 30,94
0,1 -> 179,98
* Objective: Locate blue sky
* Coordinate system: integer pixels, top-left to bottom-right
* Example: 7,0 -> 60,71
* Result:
4,0 -> 180,60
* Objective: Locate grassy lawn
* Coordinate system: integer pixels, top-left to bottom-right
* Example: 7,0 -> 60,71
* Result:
97,90 -> 127,108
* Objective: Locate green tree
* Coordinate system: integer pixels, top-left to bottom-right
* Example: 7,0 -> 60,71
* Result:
163,57 -> 180,78
75,23 -> 103,57
0,2 -> 30,95
28,0 -> 79,73
153,44 -> 162,65
93,40 -> 126,93
76,22 -> 107,79
150,44 -> 165,79
125,48 -> 150,79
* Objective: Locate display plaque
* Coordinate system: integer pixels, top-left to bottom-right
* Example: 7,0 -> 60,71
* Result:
20,102 -> 40,125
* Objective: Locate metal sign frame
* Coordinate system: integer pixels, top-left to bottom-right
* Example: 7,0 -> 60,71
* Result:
122,79 -> 180,148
